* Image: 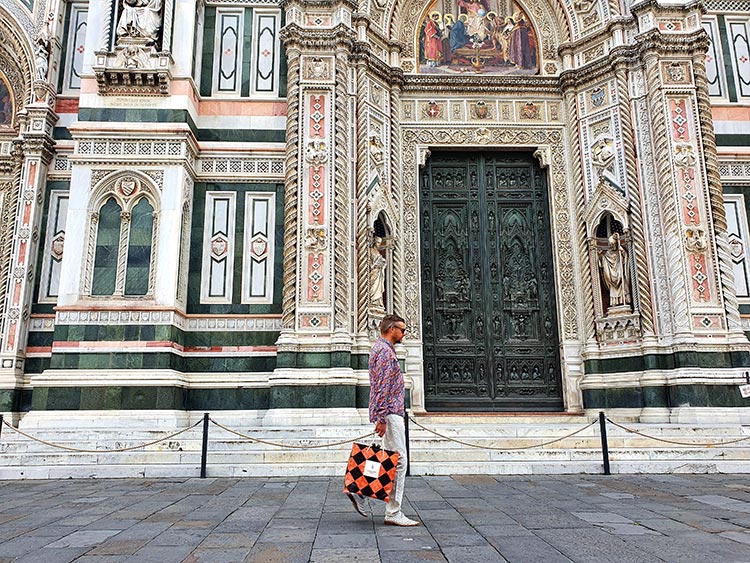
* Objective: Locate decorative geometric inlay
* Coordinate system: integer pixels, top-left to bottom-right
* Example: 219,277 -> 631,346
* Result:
211,235 -> 229,259
51,234 -> 65,261
730,237 -> 744,260
250,236 -> 268,259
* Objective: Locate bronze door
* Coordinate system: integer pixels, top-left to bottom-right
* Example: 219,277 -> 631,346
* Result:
420,152 -> 563,411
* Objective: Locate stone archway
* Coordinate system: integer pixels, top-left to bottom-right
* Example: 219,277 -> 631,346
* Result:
0,7 -> 34,127
399,126 -> 585,413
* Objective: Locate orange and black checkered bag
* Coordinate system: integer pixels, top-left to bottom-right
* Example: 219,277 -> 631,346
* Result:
343,442 -> 400,502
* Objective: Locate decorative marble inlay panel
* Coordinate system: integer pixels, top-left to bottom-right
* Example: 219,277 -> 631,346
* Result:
197,156 -> 284,180
668,97 -> 715,305
300,92 -> 331,311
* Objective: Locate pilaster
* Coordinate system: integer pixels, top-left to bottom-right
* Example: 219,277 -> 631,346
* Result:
270,0 -> 359,415
633,3 -> 737,342
0,96 -> 57,388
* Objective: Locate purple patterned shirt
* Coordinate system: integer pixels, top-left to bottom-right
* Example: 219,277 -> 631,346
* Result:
369,337 -> 405,424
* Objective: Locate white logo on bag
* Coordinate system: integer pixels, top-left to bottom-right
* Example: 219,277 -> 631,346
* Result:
363,460 -> 381,478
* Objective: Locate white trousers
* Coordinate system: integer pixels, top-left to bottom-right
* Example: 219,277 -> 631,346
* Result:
382,413 -> 408,517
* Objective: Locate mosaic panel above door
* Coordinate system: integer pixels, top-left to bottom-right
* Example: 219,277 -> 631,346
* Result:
417,0 -> 538,75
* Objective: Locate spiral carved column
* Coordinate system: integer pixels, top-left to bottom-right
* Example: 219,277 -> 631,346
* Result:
333,46 -> 351,331
615,63 -> 655,336
355,65 -> 370,334
389,84 -> 404,321
563,87 -> 595,342
281,48 -> 301,330
0,144 -> 23,346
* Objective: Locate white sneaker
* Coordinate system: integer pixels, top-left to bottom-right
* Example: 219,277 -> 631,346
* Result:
384,512 -> 421,527
346,493 -> 369,517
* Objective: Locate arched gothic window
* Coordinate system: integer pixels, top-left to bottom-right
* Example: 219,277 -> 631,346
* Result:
88,175 -> 159,297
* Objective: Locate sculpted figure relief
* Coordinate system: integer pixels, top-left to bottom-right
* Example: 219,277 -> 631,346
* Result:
598,233 -> 631,310
116,0 -> 164,46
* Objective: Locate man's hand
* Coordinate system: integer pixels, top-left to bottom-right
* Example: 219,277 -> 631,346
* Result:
375,421 -> 387,437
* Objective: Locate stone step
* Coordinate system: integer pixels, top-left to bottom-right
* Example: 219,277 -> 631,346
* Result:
2,456 -> 750,480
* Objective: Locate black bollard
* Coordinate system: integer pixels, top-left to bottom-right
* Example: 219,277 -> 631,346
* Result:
599,411 -> 611,475
0,413 -> 3,440
200,413 -> 209,478
404,413 -> 411,477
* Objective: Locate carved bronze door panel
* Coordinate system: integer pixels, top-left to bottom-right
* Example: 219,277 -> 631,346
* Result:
420,152 -> 563,411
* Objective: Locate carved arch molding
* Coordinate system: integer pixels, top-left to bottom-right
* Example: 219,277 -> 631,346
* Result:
0,7 -> 33,124
400,126 -> 581,344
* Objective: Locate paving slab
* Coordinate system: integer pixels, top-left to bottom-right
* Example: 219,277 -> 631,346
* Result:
1,475 -> 750,562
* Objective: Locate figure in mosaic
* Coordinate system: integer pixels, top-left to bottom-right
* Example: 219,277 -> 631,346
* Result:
418,0 -> 537,74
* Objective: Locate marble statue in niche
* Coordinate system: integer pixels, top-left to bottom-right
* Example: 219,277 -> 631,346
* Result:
370,236 -> 387,309
418,0 -> 538,75
116,0 -> 164,48
598,232 -> 631,311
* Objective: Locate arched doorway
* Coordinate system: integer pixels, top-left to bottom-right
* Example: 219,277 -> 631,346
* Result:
419,150 -> 563,411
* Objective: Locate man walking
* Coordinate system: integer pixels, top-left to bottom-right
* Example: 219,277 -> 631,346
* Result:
347,314 -> 420,527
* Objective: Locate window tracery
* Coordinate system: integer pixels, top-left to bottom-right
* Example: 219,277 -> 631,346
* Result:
87,174 -> 159,298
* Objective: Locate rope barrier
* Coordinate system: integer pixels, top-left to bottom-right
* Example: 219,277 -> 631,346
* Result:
605,417 -> 750,448
209,418 -> 376,449
4,415 -> 749,456
409,418 -> 599,451
0,418 -> 202,453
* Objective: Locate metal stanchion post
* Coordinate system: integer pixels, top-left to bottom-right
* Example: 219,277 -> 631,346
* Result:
0,413 -> 3,440
599,411 -> 611,475
404,413 -> 411,477
200,413 -> 209,479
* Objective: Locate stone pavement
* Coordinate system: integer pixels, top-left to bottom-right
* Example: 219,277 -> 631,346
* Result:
1,475 -> 750,562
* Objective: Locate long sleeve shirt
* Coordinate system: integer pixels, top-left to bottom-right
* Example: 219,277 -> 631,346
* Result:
368,337 -> 405,424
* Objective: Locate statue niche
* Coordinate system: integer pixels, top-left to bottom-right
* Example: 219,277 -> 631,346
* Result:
116,0 -> 164,49
367,215 -> 393,338
595,214 -> 631,315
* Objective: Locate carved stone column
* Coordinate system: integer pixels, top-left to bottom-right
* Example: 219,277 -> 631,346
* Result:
0,100 -> 57,389
269,0 -> 359,420
635,13 -> 733,340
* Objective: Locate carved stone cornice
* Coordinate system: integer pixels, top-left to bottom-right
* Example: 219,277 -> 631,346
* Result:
558,16 -> 636,58
281,0 -> 358,10
636,28 -> 709,58
280,24 -> 357,52
402,75 -> 561,95
559,46 -> 639,91
351,42 -> 403,86
630,0 -> 704,18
